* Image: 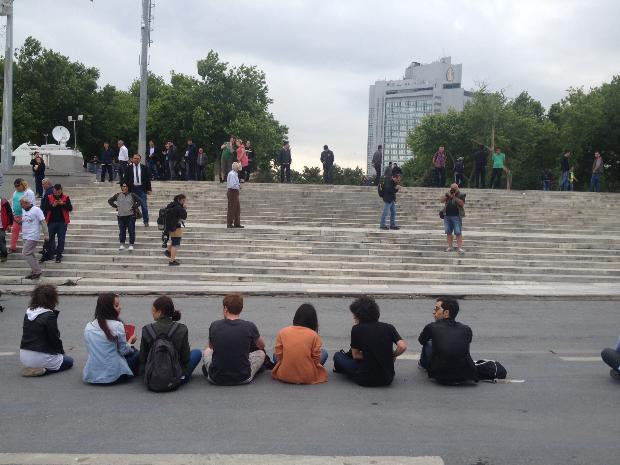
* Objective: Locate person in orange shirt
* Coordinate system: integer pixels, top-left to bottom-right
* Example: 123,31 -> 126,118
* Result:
272,304 -> 328,385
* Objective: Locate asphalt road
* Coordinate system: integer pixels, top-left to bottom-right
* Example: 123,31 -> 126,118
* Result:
0,295 -> 618,465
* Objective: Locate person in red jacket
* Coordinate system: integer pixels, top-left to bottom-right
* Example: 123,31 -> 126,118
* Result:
0,197 -> 14,262
42,184 -> 72,264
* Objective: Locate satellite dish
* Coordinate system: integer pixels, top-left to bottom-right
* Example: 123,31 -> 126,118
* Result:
52,126 -> 71,145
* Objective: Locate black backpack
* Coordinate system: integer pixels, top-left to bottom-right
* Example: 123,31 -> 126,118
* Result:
144,323 -> 184,392
475,359 -> 507,382
377,182 -> 385,198
157,207 -> 173,232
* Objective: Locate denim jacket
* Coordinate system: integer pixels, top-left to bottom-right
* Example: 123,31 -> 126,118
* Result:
83,320 -> 134,384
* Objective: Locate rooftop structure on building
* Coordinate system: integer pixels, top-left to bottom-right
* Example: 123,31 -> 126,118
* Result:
366,57 -> 473,174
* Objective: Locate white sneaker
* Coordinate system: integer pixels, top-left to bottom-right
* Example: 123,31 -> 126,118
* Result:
128,245 -> 134,251
445,247 -> 453,252
119,244 -> 125,250
458,248 -> 465,254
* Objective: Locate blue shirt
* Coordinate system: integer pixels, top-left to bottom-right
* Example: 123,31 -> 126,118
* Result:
83,320 -> 134,384
227,170 -> 240,190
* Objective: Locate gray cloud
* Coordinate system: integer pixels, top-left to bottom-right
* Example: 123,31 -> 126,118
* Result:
5,0 -> 620,170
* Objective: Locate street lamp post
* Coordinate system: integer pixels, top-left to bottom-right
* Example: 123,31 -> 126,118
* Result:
67,115 -> 83,152
0,0 -> 14,175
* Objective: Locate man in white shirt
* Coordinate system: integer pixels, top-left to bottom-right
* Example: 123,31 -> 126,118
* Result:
226,162 -> 243,229
18,197 -> 48,279
117,139 -> 129,184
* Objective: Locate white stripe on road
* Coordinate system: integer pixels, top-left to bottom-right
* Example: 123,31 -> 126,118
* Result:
0,454 -> 444,465
0,351 -> 16,356
558,356 -> 601,362
398,354 -> 421,361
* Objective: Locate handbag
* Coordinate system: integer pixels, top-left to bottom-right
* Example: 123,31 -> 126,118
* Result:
439,209 -> 445,219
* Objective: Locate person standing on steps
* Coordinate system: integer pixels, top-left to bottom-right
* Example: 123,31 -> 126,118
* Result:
226,162 -> 243,229
147,140 -> 159,181
10,179 -> 36,253
164,194 -> 188,266
454,157 -> 465,187
278,142 -> 292,183
379,171 -> 401,231
590,151 -> 604,192
41,184 -> 72,264
236,138 -> 249,183
320,145 -> 334,184
432,145 -> 447,187
489,147 -> 506,189
559,150 -> 571,191
245,141 -> 255,182
383,161 -> 393,180
196,147 -> 207,181
18,197 -> 48,280
442,183 -> 466,254
0,196 -> 14,263
372,145 -> 383,186
124,154 -> 152,227
99,142 -> 115,183
473,145 -> 487,188
30,152 -> 46,198
108,183 -> 142,252
117,139 -> 129,184
185,138 -> 197,181
220,138 -> 234,183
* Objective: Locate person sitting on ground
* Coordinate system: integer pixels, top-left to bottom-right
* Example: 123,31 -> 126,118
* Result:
139,295 -> 202,386
19,284 -> 73,377
203,293 -> 266,385
418,297 -> 478,385
333,296 -> 407,387
164,194 -> 188,266
601,335 -> 620,381
272,303 -> 328,385
83,293 -> 140,384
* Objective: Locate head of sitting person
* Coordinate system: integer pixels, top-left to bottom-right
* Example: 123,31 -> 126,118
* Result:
434,297 -> 459,321
293,303 -> 319,332
349,296 -> 380,325
223,293 -> 243,319
151,295 -> 181,322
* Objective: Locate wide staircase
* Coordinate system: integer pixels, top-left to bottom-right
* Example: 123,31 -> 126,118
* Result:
2,181 -> 620,297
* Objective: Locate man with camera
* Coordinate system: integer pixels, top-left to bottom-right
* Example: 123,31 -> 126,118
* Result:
442,183 -> 466,254
379,171 -> 401,230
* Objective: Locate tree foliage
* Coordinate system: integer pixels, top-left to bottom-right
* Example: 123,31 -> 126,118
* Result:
406,82 -> 620,191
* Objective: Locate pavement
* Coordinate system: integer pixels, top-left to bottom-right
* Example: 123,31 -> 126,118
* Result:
0,295 -> 618,465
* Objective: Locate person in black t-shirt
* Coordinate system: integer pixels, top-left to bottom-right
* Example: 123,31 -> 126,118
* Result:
333,296 -> 407,387
418,297 -> 478,385
202,293 -> 266,385
442,183 -> 466,254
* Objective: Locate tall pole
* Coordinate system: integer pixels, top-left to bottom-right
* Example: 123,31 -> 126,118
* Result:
137,0 -> 151,163
1,0 -> 14,174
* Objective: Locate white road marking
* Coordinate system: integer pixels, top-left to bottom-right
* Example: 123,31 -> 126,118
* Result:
398,354 -> 421,361
0,351 -> 16,356
558,356 -> 601,362
0,453 -> 444,465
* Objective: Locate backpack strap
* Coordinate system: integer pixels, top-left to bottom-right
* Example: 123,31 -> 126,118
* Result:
166,322 -> 180,339
145,323 -> 158,343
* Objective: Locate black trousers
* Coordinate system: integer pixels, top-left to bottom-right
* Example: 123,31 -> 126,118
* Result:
280,164 -> 291,183
100,164 -> 114,182
435,167 -> 446,187
474,167 -> 486,188
323,164 -> 333,184
373,164 -> 382,186
489,168 -> 503,188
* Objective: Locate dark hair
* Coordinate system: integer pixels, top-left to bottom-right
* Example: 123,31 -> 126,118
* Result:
53,184 -> 62,190
173,194 -> 186,203
349,296 -> 380,323
436,297 -> 459,319
94,293 -> 120,342
29,284 -> 59,310
378,145 -> 382,149
152,295 -> 181,321
120,183 -> 129,189
223,293 -> 243,315
293,303 -> 318,332
14,177 -> 23,186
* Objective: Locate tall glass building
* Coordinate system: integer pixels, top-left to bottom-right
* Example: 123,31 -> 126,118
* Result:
366,57 -> 472,174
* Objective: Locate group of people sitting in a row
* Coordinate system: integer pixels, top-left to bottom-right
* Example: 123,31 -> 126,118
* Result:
19,286 -> 486,387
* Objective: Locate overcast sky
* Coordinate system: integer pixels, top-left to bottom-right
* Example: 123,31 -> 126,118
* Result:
5,0 -> 620,169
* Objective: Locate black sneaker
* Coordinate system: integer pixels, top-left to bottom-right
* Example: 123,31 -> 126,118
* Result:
168,260 -> 180,266
389,225 -> 401,230
234,225 -> 245,228
380,226 -> 389,230
55,257 -> 62,263
25,273 -> 41,280
39,257 -> 50,263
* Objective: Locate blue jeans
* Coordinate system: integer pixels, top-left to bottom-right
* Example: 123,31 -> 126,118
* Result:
273,348 -> 328,366
419,341 -> 432,370
333,351 -> 361,377
47,355 -> 74,374
590,173 -> 601,192
559,171 -> 569,191
444,215 -> 462,236
132,186 -> 149,224
379,201 -> 396,228
180,349 -> 202,384
147,159 -> 158,180
47,222 -> 68,260
125,350 -> 141,376
543,180 -> 551,191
